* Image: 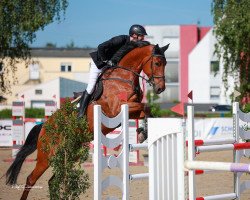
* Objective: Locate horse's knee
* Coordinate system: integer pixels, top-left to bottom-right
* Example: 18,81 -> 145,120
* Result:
26,174 -> 34,187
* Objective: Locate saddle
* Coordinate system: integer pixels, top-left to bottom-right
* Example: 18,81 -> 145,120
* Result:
73,81 -> 103,103
73,75 -> 104,102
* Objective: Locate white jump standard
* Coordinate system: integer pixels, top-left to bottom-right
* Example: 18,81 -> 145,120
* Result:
93,102 -> 250,200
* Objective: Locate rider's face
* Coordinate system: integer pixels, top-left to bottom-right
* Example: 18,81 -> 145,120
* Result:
131,34 -> 145,42
137,35 -> 145,41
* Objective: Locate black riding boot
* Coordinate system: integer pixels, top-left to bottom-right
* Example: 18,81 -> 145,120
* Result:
78,91 -> 91,118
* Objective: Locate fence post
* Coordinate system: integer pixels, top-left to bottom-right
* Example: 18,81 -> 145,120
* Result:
187,105 -> 196,200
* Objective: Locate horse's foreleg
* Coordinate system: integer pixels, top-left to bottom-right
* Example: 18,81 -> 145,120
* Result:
126,102 -> 150,119
20,150 -> 49,200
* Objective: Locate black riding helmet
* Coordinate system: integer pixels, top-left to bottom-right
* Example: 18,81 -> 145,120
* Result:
129,24 -> 147,36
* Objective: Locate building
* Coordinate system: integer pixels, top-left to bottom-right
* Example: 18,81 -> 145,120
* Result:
1,27 -> 238,108
1,48 -> 95,107
145,24 -> 235,105
188,28 -> 236,104
18,77 -> 87,108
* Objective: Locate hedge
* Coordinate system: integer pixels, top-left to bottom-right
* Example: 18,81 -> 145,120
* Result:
0,108 -> 45,119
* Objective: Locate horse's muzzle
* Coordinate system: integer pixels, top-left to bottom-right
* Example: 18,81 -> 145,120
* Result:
154,84 -> 165,94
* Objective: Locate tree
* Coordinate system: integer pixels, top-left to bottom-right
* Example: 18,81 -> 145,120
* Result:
43,99 -> 91,199
46,42 -> 57,48
66,40 -> 75,48
212,0 -> 250,99
0,0 -> 68,94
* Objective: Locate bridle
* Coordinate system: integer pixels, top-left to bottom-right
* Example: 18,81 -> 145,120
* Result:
102,46 -> 166,88
99,46 -> 166,100
140,52 -> 166,87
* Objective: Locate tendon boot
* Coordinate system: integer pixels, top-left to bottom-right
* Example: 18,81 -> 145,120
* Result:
78,91 -> 91,118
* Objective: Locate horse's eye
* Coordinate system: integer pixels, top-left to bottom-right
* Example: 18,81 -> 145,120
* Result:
154,62 -> 160,67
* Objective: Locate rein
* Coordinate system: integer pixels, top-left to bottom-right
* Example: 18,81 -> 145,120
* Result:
107,65 -> 150,84
102,53 -> 165,87
100,45 -> 166,99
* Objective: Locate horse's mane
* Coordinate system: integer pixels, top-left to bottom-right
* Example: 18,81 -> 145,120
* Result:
111,41 -> 150,64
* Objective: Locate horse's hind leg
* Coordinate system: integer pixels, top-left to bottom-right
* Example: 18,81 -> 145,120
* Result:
20,152 -> 49,200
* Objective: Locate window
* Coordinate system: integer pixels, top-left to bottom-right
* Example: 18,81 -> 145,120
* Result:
165,61 -> 179,83
164,84 -> 179,102
35,89 -> 42,95
61,65 -> 65,71
210,86 -> 220,99
61,63 -> 72,72
29,64 -> 40,80
210,61 -> 219,73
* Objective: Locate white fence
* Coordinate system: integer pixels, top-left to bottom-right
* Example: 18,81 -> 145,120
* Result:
94,102 -> 250,199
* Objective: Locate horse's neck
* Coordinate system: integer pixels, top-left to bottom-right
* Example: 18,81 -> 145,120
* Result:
118,46 -> 151,74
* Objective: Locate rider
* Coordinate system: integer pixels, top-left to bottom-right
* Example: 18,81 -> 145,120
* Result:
78,24 -> 148,118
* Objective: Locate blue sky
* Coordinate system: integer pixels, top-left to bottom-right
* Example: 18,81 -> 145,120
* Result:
32,0 -> 213,48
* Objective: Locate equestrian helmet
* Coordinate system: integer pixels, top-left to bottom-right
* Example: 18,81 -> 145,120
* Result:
129,24 -> 147,36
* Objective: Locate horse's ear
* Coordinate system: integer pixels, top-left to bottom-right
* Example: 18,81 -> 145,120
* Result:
161,43 -> 170,52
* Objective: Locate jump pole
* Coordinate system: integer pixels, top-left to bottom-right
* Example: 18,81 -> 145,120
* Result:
185,161 -> 250,173
185,103 -> 250,200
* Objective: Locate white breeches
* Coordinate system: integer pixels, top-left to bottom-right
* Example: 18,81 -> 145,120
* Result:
86,60 -> 103,94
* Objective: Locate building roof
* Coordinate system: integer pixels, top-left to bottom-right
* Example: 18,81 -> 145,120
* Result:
59,77 -> 87,98
31,48 -> 96,58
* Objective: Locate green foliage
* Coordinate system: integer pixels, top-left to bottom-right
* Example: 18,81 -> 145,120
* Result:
46,43 -> 57,48
25,108 -> 45,118
212,0 -> 250,96
242,103 -> 250,113
146,90 -> 159,104
148,103 -> 162,117
0,108 -> 45,118
146,91 -> 162,117
43,99 -> 92,199
197,112 -> 232,118
146,91 -> 181,117
0,109 -> 11,119
147,106 -> 233,118
160,109 -> 180,117
0,0 -> 68,94
66,40 -> 76,48
148,103 -> 177,117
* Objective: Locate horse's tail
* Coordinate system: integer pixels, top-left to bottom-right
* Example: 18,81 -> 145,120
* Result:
6,123 -> 43,185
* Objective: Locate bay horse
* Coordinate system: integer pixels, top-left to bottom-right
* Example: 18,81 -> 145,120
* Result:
5,42 -> 169,200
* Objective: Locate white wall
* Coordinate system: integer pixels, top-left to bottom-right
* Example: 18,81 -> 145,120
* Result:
145,25 -> 180,58
144,25 -> 180,102
189,29 -> 237,104
18,78 -> 60,108
189,30 -> 212,103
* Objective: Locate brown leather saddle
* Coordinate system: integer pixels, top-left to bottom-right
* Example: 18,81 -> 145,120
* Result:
73,77 -> 103,103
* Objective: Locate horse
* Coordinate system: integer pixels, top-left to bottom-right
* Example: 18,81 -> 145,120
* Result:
5,42 -> 169,200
